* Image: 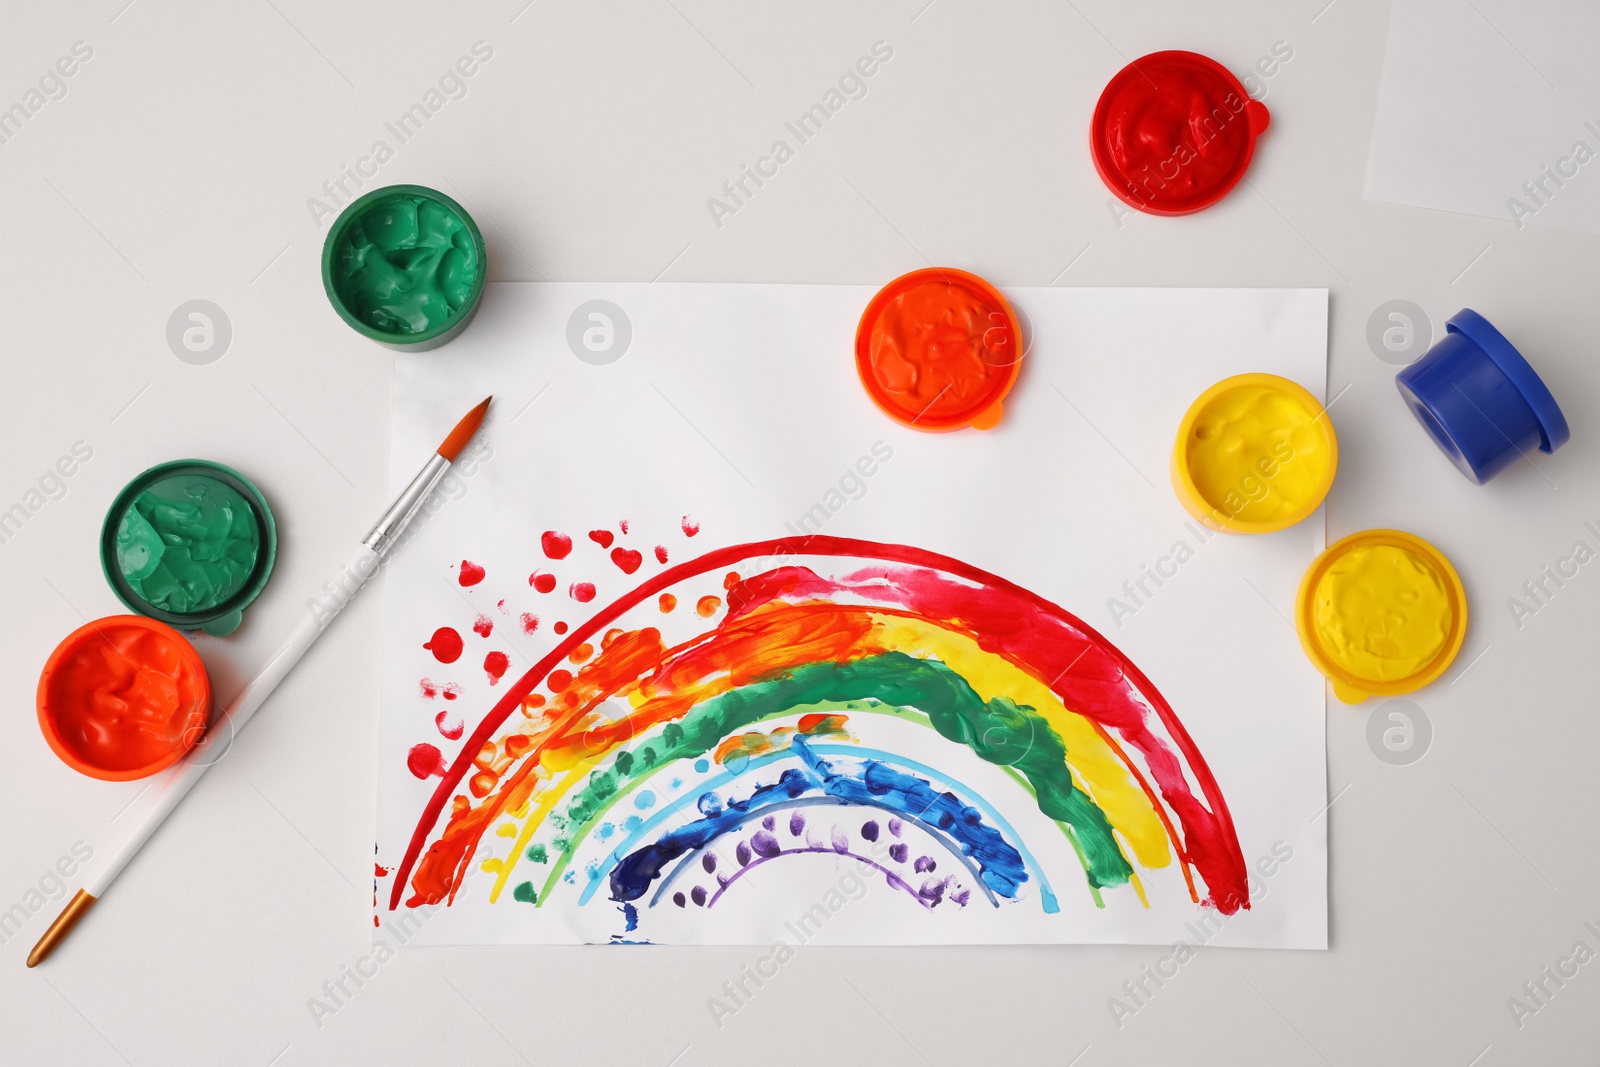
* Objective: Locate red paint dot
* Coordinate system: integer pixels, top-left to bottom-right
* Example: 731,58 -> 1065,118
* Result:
659,593 -> 677,612
619,519 -> 630,534
541,531 -> 573,559
423,627 -> 463,664
407,743 -> 447,779
655,545 -> 669,564
375,864 -> 390,877
682,516 -> 700,537
611,547 -> 643,574
458,560 -> 486,586
441,684 -> 460,700
483,651 -> 510,684
697,595 -> 721,617
435,710 -> 464,740
520,612 -> 539,634
497,598 -> 508,614
554,621 -> 569,635
419,678 -> 438,699
588,529 -> 615,549
570,582 -> 596,603
473,614 -> 494,638
548,669 -> 573,692
530,572 -> 557,593
723,571 -> 741,590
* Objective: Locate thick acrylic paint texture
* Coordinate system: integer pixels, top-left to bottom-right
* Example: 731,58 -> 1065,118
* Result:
321,184 -> 486,348
391,537 -> 1250,928
1091,50 -> 1270,215
1172,373 -> 1337,534
330,195 -> 478,334
855,269 -> 1021,432
37,616 -> 211,780
100,460 -> 277,637
1295,529 -> 1467,704
115,474 -> 259,613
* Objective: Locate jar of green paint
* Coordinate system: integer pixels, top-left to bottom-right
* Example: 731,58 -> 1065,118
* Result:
321,184 -> 487,351
100,460 -> 278,637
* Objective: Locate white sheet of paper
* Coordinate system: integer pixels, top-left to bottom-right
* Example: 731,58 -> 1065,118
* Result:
1366,0 -> 1600,233
375,283 -> 1329,949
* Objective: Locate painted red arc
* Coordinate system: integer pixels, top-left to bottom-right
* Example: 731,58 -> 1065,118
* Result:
390,536 -> 1248,913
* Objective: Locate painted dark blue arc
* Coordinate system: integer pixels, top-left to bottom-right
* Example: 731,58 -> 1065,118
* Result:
646,794 -> 998,909
608,737 -> 1028,904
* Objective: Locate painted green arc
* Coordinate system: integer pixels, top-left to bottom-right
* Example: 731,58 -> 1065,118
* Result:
521,652 -> 1137,905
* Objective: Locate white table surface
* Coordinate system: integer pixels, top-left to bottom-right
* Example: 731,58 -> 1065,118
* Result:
3,2 -> 1596,1064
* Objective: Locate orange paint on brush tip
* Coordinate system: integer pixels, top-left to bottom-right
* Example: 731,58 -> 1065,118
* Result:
436,396 -> 492,462
37,616 -> 212,781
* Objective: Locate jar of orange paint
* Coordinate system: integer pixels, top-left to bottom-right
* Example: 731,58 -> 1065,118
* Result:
855,268 -> 1023,431
37,616 -> 212,780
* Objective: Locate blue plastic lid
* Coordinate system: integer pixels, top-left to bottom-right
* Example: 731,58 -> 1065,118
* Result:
1447,309 -> 1570,454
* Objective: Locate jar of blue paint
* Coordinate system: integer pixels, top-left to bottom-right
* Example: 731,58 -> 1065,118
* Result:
1395,309 -> 1569,484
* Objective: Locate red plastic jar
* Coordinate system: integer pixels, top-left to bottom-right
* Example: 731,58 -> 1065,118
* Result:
1091,51 -> 1270,216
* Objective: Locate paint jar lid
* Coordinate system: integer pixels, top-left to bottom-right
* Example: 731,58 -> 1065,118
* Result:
321,184 -> 487,351
1091,51 -> 1269,216
1446,309 -> 1569,454
1170,373 -> 1338,534
100,460 -> 278,637
38,615 -> 212,780
854,268 -> 1023,432
1294,530 -> 1468,704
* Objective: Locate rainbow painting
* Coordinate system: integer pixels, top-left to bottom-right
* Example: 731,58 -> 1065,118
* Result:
385,533 -> 1250,943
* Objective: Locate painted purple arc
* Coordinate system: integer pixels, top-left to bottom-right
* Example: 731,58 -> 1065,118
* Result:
704,847 -> 932,910
646,795 -> 997,909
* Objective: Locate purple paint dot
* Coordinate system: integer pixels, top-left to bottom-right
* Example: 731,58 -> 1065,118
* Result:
672,891 -> 686,908
889,843 -> 908,863
888,818 -> 904,838
751,830 -> 781,858
691,885 -> 707,906
914,856 -> 936,873
951,886 -> 971,907
762,815 -> 776,831
789,810 -> 806,837
736,841 -> 752,866
702,852 -> 717,874
831,825 -> 849,854
861,820 -> 880,842
919,878 -> 947,906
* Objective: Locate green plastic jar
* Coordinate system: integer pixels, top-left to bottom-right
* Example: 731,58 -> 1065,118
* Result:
100,460 -> 278,637
321,184 -> 487,351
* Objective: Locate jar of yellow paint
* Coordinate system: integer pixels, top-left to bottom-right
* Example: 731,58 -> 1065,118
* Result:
1170,373 -> 1338,534
1294,530 -> 1468,704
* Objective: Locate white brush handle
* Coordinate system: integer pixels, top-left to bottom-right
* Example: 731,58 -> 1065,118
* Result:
87,544 -> 380,896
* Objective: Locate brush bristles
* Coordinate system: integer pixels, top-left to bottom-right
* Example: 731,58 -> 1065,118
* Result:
437,396 -> 492,462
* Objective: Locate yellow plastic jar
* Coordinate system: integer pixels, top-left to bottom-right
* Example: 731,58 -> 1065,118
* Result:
1295,529 -> 1468,704
1171,373 -> 1338,534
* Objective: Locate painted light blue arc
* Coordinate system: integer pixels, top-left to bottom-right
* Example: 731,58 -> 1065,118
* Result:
812,743 -> 1059,915
574,741 -> 1059,914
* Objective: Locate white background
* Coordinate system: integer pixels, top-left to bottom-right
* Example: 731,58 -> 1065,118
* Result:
0,2 -> 1596,1065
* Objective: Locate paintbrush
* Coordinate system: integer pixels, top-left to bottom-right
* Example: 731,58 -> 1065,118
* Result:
28,396 -> 493,967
